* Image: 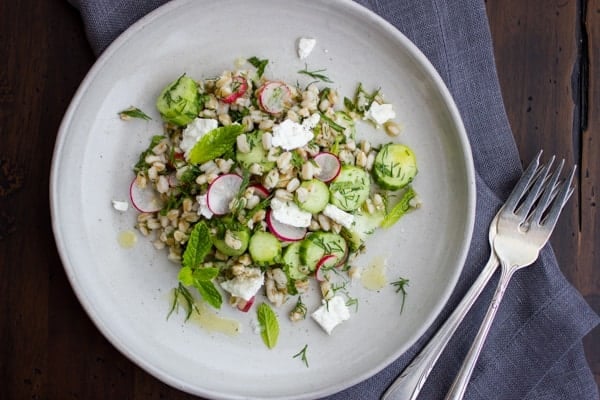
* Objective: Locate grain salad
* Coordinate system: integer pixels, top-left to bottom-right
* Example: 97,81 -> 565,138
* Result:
123,55 -> 420,346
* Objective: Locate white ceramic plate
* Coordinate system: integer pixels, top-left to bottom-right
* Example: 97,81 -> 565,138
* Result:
51,0 -> 475,398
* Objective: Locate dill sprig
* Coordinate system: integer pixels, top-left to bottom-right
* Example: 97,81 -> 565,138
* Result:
391,277 -> 409,313
293,344 -> 309,367
118,106 -> 152,121
298,64 -> 333,83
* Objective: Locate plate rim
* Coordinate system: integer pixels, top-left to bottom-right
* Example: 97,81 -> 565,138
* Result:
50,0 -> 476,398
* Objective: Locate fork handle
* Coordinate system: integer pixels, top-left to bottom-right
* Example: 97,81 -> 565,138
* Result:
381,254 -> 500,400
444,264 -> 514,400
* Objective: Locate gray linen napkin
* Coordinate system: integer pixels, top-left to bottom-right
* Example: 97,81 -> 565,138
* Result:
68,0 -> 600,399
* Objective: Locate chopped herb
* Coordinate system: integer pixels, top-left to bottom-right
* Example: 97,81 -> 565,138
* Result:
391,277 -> 409,313
118,106 -> 152,121
134,135 -> 165,173
248,56 -> 269,78
353,83 -> 381,113
290,150 -> 305,169
182,222 -> 212,269
168,283 -> 197,321
257,303 -> 280,349
187,125 -> 244,164
319,87 -> 331,103
298,64 -> 333,83
291,296 -> 308,320
346,297 -> 359,312
229,107 -> 250,123
380,187 -> 417,228
194,280 -> 223,309
178,222 -> 223,309
319,113 -> 345,133
160,192 -> 184,216
343,96 -> 356,112
293,344 -> 309,367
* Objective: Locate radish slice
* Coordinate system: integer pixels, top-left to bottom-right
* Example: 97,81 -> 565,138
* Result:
129,177 -> 163,213
237,296 -> 255,312
220,76 -> 248,104
315,255 -> 337,281
257,81 -> 292,114
206,173 -> 243,215
167,172 -> 178,187
266,210 -> 307,242
313,152 -> 341,183
249,184 -> 270,199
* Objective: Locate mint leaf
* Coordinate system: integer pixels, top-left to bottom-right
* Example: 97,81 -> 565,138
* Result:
257,303 -> 279,349
194,280 -> 222,309
193,267 -> 219,281
380,186 -> 416,228
182,222 -> 212,269
178,267 -> 195,286
188,125 -> 244,164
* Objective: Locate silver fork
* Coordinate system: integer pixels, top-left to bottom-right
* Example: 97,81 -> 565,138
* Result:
382,154 -> 544,400
445,153 -> 576,400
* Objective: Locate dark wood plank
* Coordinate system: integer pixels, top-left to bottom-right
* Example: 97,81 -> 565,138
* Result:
581,0 -> 600,384
486,0 -> 600,386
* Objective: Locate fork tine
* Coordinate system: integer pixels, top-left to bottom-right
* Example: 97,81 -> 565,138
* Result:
538,166 -> 576,229
515,156 -> 555,219
530,159 -> 564,223
503,151 -> 543,212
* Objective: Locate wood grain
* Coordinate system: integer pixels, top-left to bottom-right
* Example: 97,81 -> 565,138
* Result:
0,0 -> 597,398
486,0 -> 600,386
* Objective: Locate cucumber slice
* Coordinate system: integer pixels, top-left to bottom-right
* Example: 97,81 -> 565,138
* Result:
300,232 -> 348,271
373,144 -> 417,190
295,179 -> 329,214
249,231 -> 281,265
212,228 -> 250,257
236,131 -> 275,171
342,209 -> 385,252
328,165 -> 370,211
282,242 -> 311,279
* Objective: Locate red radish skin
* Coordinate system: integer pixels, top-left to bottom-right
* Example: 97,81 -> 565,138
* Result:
129,177 -> 163,213
249,184 -> 270,199
257,81 -> 292,114
237,296 -> 255,312
206,173 -> 243,215
313,152 -> 342,183
266,210 -> 307,242
315,254 -> 337,281
220,76 -> 248,104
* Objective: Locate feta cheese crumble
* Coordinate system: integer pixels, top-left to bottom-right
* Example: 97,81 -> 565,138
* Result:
297,37 -> 317,59
311,295 -> 351,335
323,204 -> 355,229
271,117 -> 318,150
270,198 -> 312,228
111,200 -> 129,212
196,193 -> 214,219
180,118 -> 218,157
220,268 -> 264,301
365,102 -> 396,125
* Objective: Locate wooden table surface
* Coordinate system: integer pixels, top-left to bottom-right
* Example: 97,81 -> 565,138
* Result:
1,0 -> 598,398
